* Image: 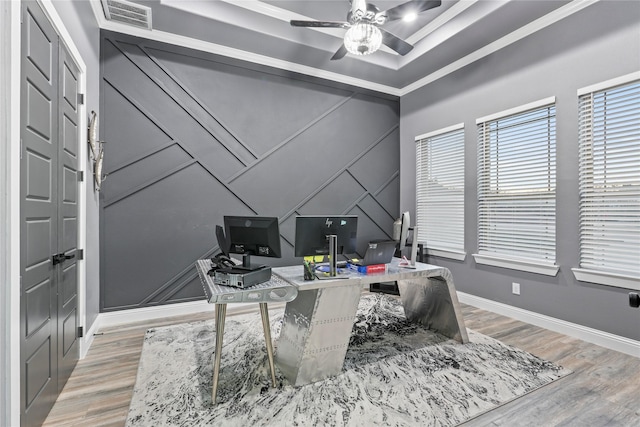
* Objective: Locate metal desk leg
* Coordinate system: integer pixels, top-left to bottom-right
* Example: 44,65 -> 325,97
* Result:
276,285 -> 363,386
212,303 -> 227,404
259,302 -> 277,387
397,275 -> 468,344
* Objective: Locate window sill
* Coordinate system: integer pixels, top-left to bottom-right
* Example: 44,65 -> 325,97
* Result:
472,254 -> 559,276
425,248 -> 466,261
572,268 -> 640,291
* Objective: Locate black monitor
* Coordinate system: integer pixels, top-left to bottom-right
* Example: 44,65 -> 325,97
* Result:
294,215 -> 358,257
223,216 -> 281,270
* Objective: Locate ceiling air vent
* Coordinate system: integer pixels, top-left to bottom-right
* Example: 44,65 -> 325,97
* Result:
101,0 -> 152,30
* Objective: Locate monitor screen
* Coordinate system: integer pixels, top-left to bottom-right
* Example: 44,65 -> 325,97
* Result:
294,215 -> 358,257
223,216 -> 281,269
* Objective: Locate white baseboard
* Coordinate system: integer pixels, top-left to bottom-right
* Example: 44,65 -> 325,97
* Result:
87,294 -> 640,359
98,300 -> 212,329
79,318 -> 100,359
457,292 -> 640,358
97,300 -> 257,329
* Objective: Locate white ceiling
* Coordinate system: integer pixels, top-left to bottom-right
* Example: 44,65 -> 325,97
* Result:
92,0 -> 599,95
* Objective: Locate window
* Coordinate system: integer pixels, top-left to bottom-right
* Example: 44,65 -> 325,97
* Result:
573,74 -> 640,290
415,124 -> 465,260
474,97 -> 559,276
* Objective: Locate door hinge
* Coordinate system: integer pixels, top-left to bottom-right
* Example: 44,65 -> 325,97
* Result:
77,326 -> 84,338
78,93 -> 84,105
77,249 -> 84,260
20,138 -> 23,160
78,171 -> 84,182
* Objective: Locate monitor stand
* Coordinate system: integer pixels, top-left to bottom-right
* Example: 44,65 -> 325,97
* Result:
328,234 -> 338,276
309,235 -> 349,280
234,253 -> 265,271
409,227 -> 419,266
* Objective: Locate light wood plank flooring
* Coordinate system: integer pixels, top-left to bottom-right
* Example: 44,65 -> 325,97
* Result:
43,303 -> 639,427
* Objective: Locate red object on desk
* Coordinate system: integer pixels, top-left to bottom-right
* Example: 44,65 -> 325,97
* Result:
347,263 -> 387,274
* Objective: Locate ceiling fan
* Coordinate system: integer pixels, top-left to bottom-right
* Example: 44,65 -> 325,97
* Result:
290,0 -> 442,60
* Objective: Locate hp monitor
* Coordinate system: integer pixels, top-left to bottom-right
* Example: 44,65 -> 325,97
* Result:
294,215 -> 358,257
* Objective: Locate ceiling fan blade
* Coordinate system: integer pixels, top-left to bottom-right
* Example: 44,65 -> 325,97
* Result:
380,28 -> 414,56
290,20 -> 349,28
331,44 -> 348,61
383,0 -> 441,22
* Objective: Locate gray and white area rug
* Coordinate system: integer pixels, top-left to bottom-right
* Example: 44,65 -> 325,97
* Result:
126,295 -> 571,426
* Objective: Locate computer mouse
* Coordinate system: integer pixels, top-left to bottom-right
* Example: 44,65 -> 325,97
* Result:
316,265 -> 331,273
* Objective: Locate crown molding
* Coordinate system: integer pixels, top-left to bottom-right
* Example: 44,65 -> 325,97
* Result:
91,0 -> 599,98
101,18 -> 403,96
400,0 -> 600,96
400,0 -> 599,96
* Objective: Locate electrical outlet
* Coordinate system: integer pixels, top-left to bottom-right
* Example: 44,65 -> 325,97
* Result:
512,282 -> 521,295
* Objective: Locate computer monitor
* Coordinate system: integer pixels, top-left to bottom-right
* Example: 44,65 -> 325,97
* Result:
294,215 -> 358,257
399,211 -> 410,247
223,216 -> 281,270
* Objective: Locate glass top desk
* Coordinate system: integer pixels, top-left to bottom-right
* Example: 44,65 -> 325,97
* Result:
271,258 -> 469,386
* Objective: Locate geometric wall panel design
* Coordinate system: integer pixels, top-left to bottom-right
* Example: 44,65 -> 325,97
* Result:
100,31 -> 400,311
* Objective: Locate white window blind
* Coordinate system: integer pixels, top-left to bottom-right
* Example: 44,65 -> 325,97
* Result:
577,79 -> 640,278
476,100 -> 557,269
415,124 -> 465,254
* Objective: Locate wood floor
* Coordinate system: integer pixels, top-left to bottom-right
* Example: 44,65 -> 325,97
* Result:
43,302 -> 639,427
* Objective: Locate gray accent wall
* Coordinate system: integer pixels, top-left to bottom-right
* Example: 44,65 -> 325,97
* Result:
100,32 -> 400,311
400,2 -> 640,340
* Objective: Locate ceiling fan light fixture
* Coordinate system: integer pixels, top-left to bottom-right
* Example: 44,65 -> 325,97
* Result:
344,23 -> 382,56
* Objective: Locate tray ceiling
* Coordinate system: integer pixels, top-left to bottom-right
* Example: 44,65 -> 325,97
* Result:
91,0 -> 597,95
